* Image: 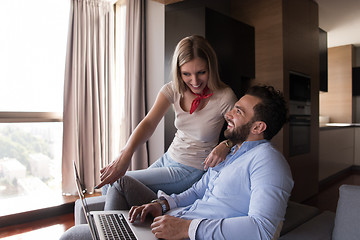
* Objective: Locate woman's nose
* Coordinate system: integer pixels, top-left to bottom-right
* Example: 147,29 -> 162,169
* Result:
191,76 -> 200,85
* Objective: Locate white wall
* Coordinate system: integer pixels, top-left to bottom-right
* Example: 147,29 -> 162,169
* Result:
146,0 -> 165,164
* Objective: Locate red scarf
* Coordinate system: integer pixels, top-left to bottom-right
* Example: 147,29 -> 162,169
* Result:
189,86 -> 213,114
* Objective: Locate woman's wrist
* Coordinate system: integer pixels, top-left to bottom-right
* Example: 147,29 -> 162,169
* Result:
222,139 -> 234,149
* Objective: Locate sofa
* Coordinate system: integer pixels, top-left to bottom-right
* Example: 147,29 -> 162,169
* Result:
279,184 -> 360,240
75,184 -> 360,239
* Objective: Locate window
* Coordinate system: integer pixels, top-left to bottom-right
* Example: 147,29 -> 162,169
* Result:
114,1 -> 127,152
0,0 -> 69,216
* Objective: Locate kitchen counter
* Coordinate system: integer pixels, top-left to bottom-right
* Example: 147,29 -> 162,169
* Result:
320,123 -> 360,130
319,126 -> 357,180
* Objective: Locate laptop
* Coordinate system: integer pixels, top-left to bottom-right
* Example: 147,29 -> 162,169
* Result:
73,161 -> 158,240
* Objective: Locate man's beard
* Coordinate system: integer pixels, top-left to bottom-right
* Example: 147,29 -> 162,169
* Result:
224,120 -> 253,144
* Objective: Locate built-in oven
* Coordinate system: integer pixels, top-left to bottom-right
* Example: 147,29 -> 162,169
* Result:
289,71 -> 311,156
289,114 -> 311,156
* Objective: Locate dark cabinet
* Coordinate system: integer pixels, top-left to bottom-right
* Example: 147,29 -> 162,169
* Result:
319,28 -> 328,92
205,8 -> 254,98
165,6 -> 255,98
353,67 -> 360,96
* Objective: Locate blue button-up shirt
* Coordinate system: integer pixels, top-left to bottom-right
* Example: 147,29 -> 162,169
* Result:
159,140 -> 294,240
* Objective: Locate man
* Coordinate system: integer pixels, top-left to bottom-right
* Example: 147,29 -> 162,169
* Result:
61,85 -> 293,240
128,85 -> 293,240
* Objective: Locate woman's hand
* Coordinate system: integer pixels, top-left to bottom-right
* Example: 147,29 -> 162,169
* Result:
95,150 -> 132,189
202,141 -> 230,170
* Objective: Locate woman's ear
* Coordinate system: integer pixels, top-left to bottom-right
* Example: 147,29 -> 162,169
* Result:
251,121 -> 267,135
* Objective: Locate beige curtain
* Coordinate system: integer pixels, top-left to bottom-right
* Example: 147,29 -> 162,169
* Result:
62,0 -> 115,195
124,0 -> 148,170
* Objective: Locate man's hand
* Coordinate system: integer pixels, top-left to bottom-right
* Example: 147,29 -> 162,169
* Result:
151,215 -> 191,240
128,203 -> 163,223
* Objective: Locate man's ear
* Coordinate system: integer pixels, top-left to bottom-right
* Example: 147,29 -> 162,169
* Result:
251,121 -> 267,135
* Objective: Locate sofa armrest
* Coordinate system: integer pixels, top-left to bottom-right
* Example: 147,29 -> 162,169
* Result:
74,195 -> 106,225
279,210 -> 335,240
332,184 -> 360,240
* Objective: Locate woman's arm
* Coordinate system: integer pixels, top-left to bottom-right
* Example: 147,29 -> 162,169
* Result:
202,140 -> 234,170
95,92 -> 171,189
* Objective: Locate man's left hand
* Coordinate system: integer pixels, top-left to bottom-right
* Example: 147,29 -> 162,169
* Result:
151,215 -> 191,239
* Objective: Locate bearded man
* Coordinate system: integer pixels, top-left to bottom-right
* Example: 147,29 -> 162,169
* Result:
61,85 -> 294,240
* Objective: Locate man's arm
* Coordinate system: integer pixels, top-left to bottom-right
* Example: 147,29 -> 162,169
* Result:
194,217 -> 266,240
166,167 -> 214,208
192,153 -> 294,240
192,185 -> 289,240
150,215 -> 192,239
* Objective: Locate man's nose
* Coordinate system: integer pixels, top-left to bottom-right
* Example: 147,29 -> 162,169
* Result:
225,110 -> 232,120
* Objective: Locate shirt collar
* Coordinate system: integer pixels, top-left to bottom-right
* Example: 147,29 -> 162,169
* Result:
233,139 -> 268,153
226,139 -> 268,165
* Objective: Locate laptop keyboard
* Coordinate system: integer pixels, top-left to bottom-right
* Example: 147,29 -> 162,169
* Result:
99,213 -> 137,240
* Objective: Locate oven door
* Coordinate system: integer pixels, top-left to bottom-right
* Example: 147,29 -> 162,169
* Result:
289,115 -> 311,156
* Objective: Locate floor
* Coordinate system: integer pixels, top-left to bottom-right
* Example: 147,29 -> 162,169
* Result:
1,172 -> 359,239
303,171 -> 360,212
0,213 -> 74,240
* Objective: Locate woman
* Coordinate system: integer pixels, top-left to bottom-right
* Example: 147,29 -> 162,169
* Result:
96,35 -> 237,198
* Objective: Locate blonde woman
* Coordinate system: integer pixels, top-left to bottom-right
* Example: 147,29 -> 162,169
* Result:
96,35 -> 237,200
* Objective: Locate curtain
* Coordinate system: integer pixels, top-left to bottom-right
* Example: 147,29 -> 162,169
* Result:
62,0 -> 115,195
124,0 -> 148,170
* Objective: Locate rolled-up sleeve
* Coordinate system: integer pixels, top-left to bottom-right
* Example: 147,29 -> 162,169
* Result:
188,219 -> 203,240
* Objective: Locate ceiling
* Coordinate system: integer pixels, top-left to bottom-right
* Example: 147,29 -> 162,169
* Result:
315,0 -> 360,47
158,0 -> 360,47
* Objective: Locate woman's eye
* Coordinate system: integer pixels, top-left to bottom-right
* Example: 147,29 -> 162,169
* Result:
182,72 -> 190,77
198,71 -> 206,75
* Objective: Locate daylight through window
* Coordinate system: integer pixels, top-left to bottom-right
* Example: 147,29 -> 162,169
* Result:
0,0 -> 69,215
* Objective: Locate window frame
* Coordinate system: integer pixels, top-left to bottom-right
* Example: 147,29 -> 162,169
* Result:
0,112 -> 62,123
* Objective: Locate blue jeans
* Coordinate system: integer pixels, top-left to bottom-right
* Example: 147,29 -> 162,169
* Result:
126,152 -> 204,194
102,152 -> 204,195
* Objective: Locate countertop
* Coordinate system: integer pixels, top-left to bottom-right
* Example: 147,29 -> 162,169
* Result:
320,123 -> 360,130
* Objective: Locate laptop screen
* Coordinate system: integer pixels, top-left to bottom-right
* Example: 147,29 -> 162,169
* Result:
73,160 -> 98,240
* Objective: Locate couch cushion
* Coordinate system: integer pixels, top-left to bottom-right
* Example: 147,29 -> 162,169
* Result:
332,184 -> 360,240
280,201 -> 321,235
75,195 -> 106,225
279,210 -> 335,240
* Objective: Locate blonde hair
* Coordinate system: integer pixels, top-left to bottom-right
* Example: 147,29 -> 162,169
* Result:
171,35 -> 227,95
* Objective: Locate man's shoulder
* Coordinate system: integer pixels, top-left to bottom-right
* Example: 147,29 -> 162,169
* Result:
255,141 -> 282,153
247,142 -> 288,165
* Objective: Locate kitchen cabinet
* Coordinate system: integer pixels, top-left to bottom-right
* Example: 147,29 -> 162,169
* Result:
319,127 -> 354,180
319,28 -> 328,92
353,67 -> 360,96
354,128 -> 360,166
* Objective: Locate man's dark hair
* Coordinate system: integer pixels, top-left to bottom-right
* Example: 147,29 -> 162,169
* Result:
246,85 -> 288,140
